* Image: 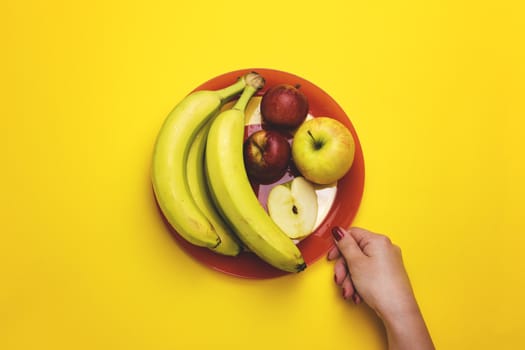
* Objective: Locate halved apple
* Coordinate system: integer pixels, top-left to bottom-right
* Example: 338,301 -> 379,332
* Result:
267,177 -> 319,240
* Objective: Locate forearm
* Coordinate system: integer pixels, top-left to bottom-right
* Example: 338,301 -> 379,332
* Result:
382,304 -> 435,350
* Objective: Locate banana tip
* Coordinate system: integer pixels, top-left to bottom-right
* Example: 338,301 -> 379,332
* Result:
296,262 -> 307,272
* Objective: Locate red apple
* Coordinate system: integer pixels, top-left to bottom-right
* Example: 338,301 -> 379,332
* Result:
243,130 -> 291,184
260,84 -> 309,129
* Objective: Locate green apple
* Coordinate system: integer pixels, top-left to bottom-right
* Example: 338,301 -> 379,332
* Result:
292,117 -> 355,185
267,177 -> 318,239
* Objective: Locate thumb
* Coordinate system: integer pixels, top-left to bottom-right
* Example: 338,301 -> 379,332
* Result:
332,226 -> 365,262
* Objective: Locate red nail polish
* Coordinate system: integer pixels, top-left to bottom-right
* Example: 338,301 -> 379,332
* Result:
334,274 -> 338,284
332,227 -> 345,241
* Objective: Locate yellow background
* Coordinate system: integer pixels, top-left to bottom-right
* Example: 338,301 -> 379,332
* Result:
1,0 -> 524,348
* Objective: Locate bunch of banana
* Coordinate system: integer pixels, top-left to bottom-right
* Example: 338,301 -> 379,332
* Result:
152,74 -> 252,251
205,74 -> 307,273
152,71 -> 306,273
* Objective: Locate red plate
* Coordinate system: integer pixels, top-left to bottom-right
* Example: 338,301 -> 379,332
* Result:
160,68 -> 365,279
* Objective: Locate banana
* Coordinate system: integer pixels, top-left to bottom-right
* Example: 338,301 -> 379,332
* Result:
152,74 -> 254,248
186,120 -> 243,256
205,74 -> 307,273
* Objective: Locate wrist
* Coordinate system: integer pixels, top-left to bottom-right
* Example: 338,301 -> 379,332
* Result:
380,301 -> 435,350
377,294 -> 421,327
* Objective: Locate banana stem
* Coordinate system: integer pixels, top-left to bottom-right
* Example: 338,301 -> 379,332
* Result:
233,72 -> 265,111
216,76 -> 250,101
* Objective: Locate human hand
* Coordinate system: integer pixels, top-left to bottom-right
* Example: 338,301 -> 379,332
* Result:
328,227 -> 435,350
327,227 -> 417,322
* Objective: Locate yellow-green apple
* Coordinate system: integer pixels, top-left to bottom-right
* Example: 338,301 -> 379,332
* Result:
267,177 -> 318,239
243,129 -> 291,184
291,117 -> 355,185
260,84 -> 309,129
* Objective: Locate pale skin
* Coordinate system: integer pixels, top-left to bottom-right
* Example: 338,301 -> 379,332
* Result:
327,227 -> 435,350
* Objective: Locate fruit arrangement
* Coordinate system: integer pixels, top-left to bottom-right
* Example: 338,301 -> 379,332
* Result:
152,70 -> 357,274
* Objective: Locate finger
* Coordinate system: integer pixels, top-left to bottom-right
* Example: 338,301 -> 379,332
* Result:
348,227 -> 375,245
341,273 -> 355,300
352,292 -> 362,304
326,245 -> 341,261
333,257 -> 348,285
349,227 -> 387,257
332,226 -> 365,262
347,275 -> 362,304
343,272 -> 362,304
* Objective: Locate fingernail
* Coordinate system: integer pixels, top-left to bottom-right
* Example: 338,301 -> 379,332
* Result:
352,294 -> 358,304
342,287 -> 347,299
334,274 -> 338,284
332,227 -> 345,241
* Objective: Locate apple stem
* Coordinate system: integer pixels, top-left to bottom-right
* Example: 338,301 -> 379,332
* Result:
307,130 -> 323,150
